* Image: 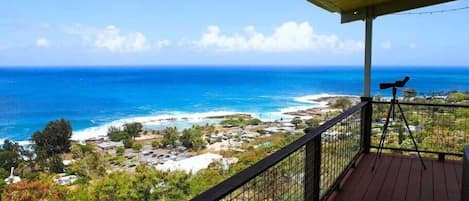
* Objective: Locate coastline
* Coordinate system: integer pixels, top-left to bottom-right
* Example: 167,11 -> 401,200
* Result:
70,93 -> 355,141
0,93 -> 357,144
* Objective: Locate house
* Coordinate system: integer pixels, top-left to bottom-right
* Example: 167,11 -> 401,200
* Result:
156,153 -> 223,174
55,174 -> 78,185
85,136 -> 106,145
4,167 -> 21,185
97,141 -> 124,150
192,0 -> 466,200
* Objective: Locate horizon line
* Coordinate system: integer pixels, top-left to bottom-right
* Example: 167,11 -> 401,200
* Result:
1,64 -> 469,69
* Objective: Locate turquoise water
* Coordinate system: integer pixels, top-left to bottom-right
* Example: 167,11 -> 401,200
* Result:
0,66 -> 468,141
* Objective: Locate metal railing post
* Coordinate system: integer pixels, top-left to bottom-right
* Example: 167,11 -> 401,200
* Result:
361,97 -> 372,153
305,136 -> 321,201
462,147 -> 469,201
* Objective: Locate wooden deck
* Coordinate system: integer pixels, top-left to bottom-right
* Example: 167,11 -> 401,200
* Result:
330,153 -> 463,201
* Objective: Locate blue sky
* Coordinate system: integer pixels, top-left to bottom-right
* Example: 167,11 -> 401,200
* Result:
1,0 -> 468,66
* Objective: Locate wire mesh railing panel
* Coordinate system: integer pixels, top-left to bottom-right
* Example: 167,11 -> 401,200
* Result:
319,109 -> 362,197
192,102 -> 367,201
371,102 -> 469,156
221,147 -> 306,201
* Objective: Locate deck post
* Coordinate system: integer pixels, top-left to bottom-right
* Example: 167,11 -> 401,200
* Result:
364,8 -> 373,98
305,136 -> 321,201
361,97 -> 373,153
462,147 -> 469,201
361,9 -> 373,154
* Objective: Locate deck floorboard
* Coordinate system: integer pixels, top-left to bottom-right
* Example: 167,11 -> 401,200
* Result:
331,153 -> 462,201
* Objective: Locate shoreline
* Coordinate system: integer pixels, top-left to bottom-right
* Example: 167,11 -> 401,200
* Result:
3,93 -> 357,143
72,93 -> 356,141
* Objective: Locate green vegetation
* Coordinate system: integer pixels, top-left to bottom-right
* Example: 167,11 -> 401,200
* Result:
180,128 -> 206,151
151,141 -> 161,148
124,122 -> 143,140
0,92 -> 467,200
107,122 -> 143,148
116,147 -> 125,155
332,97 -> 352,111
370,92 -> 469,157
161,127 -> 179,148
107,122 -> 144,148
0,140 -> 23,173
132,143 -> 143,152
106,126 -> 128,142
31,119 -> 72,173
220,118 -> 262,126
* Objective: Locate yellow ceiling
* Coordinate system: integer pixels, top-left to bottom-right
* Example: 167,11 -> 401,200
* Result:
307,0 -> 392,13
306,0 -> 456,23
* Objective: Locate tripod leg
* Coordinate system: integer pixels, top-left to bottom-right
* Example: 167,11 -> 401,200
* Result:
396,102 -> 427,170
378,102 -> 394,158
372,102 -> 394,171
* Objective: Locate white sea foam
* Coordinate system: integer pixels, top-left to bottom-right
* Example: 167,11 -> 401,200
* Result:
0,138 -> 33,146
293,93 -> 357,104
72,93 -> 358,141
72,111 -> 247,141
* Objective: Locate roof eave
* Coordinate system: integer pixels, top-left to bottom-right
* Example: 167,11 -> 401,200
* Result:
307,0 -> 457,23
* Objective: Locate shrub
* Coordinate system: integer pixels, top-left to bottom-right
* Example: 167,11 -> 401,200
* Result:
116,147 -> 125,155
151,141 -> 161,148
132,143 -> 143,152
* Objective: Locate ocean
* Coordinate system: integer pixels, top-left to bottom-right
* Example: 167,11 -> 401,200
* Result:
0,66 -> 468,142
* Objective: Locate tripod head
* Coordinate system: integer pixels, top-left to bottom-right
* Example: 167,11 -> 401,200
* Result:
379,76 -> 410,90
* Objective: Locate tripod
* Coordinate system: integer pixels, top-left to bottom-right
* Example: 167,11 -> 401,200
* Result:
371,77 -> 426,171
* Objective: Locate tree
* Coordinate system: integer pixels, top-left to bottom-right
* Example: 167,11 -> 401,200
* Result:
151,141 -> 161,148
447,92 -> 465,103
2,179 -> 67,201
0,151 -> 21,171
332,97 -> 352,111
31,119 -> 72,172
107,126 -> 129,142
68,147 -> 107,180
305,118 -> 321,128
124,122 -> 143,140
180,128 -> 206,151
290,117 -> 303,128
164,171 -> 190,201
123,138 -> 133,149
31,119 -> 72,157
90,172 -> 139,201
403,88 -> 417,100
116,147 -> 125,155
161,127 -> 179,148
247,118 -> 262,125
49,155 -> 64,173
132,143 -> 143,152
134,165 -> 162,201
0,140 -> 23,171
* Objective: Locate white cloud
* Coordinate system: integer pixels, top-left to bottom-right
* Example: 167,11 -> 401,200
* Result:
409,43 -> 417,49
36,37 -> 50,48
156,40 -> 171,48
63,24 -> 170,53
187,21 -> 363,53
381,41 -> 392,49
93,25 -> 149,53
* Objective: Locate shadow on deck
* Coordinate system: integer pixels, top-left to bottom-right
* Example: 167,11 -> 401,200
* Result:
329,153 -> 462,201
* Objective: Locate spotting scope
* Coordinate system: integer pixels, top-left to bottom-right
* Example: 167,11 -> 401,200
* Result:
379,76 -> 410,90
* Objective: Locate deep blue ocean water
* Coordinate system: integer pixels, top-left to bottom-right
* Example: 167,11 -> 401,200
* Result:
0,66 -> 468,141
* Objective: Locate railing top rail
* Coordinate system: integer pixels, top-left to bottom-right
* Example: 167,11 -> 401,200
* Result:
372,101 -> 469,108
191,101 -> 368,201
